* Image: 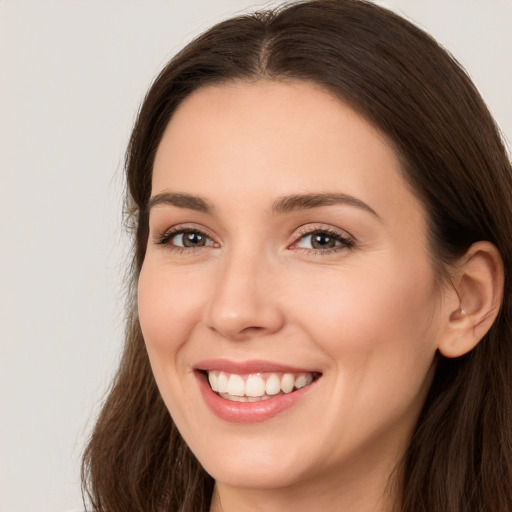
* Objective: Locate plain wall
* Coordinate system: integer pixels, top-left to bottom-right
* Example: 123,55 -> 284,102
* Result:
1,1 -> 510,511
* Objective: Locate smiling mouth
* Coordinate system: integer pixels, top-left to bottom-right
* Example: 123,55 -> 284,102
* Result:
204,370 -> 321,402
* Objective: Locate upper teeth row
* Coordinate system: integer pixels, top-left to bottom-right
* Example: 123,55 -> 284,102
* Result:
208,371 -> 313,398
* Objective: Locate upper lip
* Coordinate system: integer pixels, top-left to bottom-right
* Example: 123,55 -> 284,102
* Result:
194,358 -> 321,375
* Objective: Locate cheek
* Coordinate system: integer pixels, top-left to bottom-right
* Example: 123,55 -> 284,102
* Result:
137,261 -> 210,430
294,258 -> 436,331
293,264 -> 439,448
137,262 -> 203,364
287,258 -> 439,393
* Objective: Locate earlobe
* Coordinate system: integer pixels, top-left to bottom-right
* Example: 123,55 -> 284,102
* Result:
438,241 -> 504,358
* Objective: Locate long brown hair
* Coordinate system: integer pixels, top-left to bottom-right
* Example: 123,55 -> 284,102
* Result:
82,1 -> 512,511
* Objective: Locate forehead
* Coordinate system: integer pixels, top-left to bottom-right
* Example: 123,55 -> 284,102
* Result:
152,79 -> 424,228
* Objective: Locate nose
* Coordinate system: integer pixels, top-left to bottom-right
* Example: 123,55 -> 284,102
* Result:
204,249 -> 285,341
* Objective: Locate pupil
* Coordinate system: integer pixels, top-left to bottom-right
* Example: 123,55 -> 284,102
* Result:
312,233 -> 335,249
183,232 -> 205,247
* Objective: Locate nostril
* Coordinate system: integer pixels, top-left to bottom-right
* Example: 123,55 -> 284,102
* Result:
240,326 -> 265,333
207,322 -> 274,340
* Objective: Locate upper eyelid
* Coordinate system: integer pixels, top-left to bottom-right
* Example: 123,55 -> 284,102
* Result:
293,223 -> 354,240
153,223 -> 214,236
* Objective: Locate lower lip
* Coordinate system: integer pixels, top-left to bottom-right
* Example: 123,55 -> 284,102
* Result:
195,372 -> 317,424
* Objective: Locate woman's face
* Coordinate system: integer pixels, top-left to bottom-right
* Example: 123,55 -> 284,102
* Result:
138,80 -> 447,498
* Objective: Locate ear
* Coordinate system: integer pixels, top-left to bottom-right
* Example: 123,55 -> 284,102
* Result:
438,241 -> 504,358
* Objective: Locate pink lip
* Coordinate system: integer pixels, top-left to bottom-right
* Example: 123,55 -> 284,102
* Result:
194,358 -> 318,374
193,359 -> 320,424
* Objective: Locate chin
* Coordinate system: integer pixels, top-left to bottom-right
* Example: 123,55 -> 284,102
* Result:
181,424 -> 314,490
202,453 -> 311,490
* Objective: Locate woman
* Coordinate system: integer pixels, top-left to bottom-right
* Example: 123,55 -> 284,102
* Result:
82,1 -> 512,511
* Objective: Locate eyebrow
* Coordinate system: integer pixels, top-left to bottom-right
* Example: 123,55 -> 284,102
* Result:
147,192 -> 213,213
271,192 -> 380,218
147,191 -> 379,218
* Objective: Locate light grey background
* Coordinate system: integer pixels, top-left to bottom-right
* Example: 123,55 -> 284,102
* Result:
1,1 -> 511,511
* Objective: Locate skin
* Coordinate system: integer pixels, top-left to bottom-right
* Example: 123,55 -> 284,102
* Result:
138,80 -> 462,512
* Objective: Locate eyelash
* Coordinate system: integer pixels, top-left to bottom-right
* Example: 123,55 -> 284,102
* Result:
154,226 -> 217,253
153,224 -> 355,255
291,225 -> 355,255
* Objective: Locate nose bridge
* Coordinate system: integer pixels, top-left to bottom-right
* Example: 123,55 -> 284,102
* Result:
205,241 -> 283,340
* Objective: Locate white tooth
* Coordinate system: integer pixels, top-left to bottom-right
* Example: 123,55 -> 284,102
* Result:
217,372 -> 229,394
248,395 -> 271,402
208,371 -> 218,392
227,374 -> 245,396
295,374 -> 309,389
281,373 -> 295,393
231,395 -> 248,402
246,374 -> 266,397
265,374 -> 281,395
224,395 -> 234,401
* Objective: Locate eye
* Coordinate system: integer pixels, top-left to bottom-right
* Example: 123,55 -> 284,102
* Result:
155,228 -> 216,249
292,228 -> 354,253
172,230 -> 211,248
